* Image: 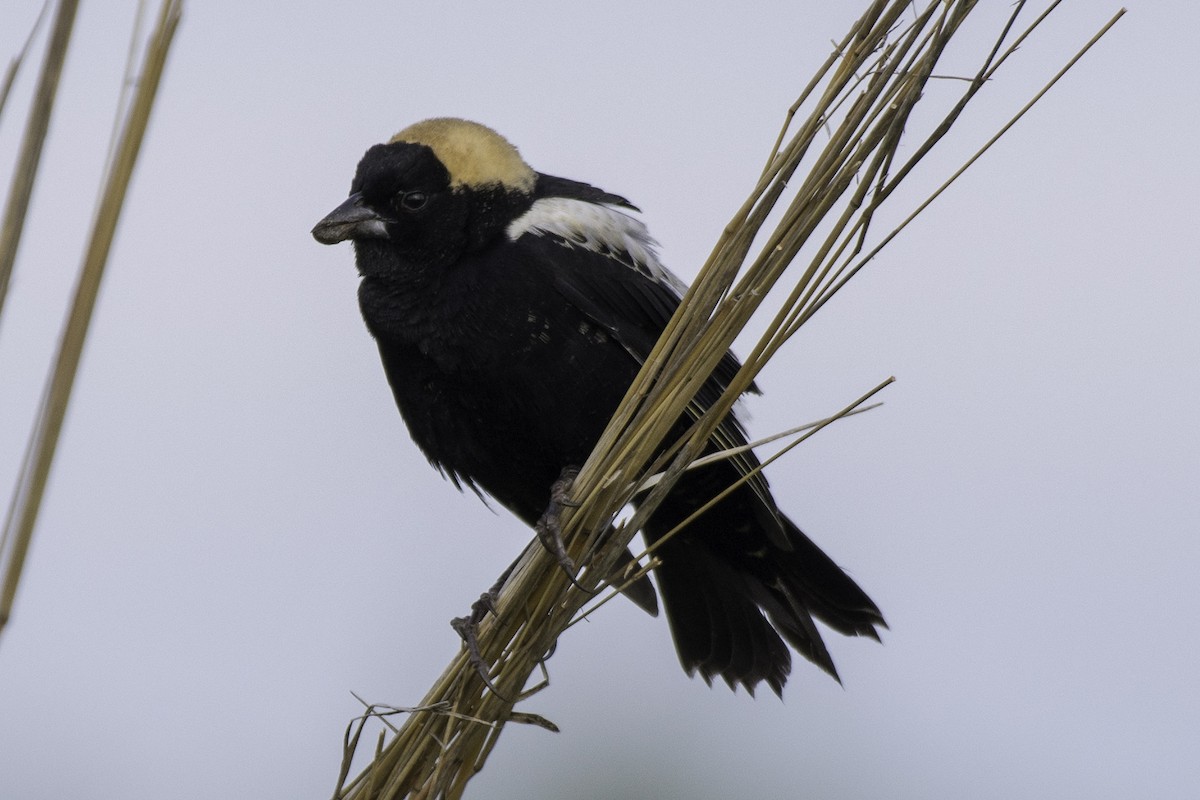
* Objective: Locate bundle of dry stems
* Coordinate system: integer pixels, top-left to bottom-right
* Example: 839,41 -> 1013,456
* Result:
332,2 -> 1122,798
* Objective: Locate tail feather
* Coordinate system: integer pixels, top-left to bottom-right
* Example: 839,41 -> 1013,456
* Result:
642,467 -> 884,695
775,517 -> 886,639
654,539 -> 793,696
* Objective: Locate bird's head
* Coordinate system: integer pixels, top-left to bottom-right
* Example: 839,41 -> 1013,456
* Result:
312,118 -> 537,273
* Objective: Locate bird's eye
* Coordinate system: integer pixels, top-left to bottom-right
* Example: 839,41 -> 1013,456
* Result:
400,191 -> 428,212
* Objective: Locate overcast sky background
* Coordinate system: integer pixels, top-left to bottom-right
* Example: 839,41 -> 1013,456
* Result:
1,2 -> 1196,799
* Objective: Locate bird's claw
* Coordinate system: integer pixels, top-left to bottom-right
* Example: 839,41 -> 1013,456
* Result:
451,586 -> 507,699
536,468 -> 591,592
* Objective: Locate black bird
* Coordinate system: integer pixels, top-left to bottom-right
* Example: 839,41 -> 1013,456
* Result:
313,118 -> 884,695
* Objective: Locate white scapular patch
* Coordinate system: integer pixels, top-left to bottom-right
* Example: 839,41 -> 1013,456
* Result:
507,197 -> 688,294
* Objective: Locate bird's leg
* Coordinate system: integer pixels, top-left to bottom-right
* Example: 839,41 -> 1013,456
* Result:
536,467 -> 591,592
450,561 -> 515,698
450,467 -> 591,696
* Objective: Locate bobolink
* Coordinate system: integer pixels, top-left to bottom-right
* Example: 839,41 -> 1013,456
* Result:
313,118 -> 883,695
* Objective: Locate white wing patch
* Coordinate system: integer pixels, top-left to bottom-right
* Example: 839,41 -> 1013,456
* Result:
507,197 -> 688,294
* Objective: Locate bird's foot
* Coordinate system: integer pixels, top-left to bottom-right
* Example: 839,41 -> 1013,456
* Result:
536,467 -> 590,591
450,573 -> 508,698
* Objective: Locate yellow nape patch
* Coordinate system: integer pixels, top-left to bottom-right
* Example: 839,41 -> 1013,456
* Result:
390,118 -> 536,193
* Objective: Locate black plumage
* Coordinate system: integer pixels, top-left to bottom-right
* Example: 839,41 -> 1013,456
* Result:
313,118 -> 884,695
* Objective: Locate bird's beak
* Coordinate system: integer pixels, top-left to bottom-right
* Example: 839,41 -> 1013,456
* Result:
312,192 -> 391,245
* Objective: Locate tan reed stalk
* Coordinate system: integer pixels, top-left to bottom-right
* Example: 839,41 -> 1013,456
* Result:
333,3 -> 1124,797
0,0 -> 184,639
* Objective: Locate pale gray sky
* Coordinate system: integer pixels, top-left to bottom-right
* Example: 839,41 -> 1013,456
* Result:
2,2 -> 1197,799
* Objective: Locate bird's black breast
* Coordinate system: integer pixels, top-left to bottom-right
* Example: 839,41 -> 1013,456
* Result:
357,239 -> 640,524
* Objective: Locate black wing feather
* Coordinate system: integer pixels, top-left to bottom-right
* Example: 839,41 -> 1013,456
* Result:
509,210 -> 785,545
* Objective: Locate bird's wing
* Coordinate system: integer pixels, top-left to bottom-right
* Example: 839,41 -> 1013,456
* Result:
506,192 -> 751,394
506,195 -> 780,529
